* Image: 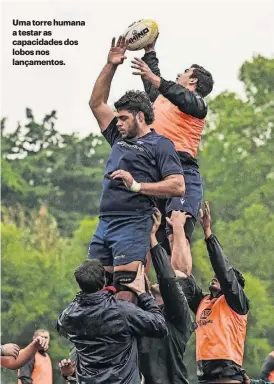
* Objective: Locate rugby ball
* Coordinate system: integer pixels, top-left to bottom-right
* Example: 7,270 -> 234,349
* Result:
123,19 -> 159,51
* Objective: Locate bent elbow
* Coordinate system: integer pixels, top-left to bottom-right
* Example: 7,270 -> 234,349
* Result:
10,365 -> 19,370
173,175 -> 185,196
153,316 -> 168,338
172,262 -> 192,277
89,98 -> 98,111
182,266 -> 192,277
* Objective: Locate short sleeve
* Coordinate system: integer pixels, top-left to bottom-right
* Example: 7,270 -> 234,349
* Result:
102,117 -> 121,147
155,137 -> 184,179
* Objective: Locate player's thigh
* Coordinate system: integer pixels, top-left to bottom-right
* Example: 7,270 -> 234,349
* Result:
183,166 -> 203,218
166,167 -> 203,217
166,166 -> 203,240
88,217 -> 112,266
107,215 -> 153,268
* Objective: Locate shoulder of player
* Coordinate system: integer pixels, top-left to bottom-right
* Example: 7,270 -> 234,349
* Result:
151,131 -> 175,147
194,92 -> 208,109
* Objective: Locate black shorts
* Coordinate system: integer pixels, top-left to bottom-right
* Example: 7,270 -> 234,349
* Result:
88,215 -> 153,266
157,165 -> 203,243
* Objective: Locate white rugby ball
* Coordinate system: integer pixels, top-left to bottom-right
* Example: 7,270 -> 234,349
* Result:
123,19 -> 159,51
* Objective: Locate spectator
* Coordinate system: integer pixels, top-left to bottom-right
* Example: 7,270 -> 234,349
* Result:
1,337 -> 48,370
18,329 -> 52,384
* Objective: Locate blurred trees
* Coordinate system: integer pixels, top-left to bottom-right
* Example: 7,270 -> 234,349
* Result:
1,110 -> 109,235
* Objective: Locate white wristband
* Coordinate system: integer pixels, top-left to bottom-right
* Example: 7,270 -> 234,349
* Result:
130,179 -> 141,193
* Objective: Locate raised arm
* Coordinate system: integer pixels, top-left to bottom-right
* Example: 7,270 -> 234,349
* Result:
1,337 -> 48,370
200,201 -> 249,315
89,36 -> 127,131
131,57 -> 207,118
140,38 -> 161,102
149,211 -> 193,336
167,211 -> 192,277
121,264 -> 168,338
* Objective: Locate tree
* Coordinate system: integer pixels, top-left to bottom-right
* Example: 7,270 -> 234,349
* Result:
190,55 -> 274,378
1,110 -> 110,236
1,207 -> 98,383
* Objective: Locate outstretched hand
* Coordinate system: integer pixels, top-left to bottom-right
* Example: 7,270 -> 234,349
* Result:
107,36 -> 128,66
151,208 -> 162,236
131,57 -> 155,82
144,32 -> 159,53
166,211 -> 191,231
199,201 -> 212,238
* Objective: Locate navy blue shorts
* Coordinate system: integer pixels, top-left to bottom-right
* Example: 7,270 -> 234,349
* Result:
88,215 -> 153,267
161,166 -> 203,240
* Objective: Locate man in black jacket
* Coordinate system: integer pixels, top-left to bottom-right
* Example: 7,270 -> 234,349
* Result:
180,201 -> 250,383
140,209 -> 194,384
131,34 -> 213,252
57,259 -> 167,384
260,351 -> 274,382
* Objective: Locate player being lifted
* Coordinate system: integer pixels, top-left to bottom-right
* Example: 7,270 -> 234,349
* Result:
132,34 -> 214,253
88,36 -> 185,301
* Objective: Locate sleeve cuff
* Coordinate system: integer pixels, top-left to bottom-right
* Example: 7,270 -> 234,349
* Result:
150,243 -> 162,253
142,51 -> 157,60
138,292 -> 154,307
204,233 -> 215,243
138,292 -> 151,301
158,77 -> 170,93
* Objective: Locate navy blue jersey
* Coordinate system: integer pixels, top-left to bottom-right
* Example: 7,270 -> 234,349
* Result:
99,118 -> 183,216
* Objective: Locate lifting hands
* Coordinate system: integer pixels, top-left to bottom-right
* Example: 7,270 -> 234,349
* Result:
107,36 -> 129,66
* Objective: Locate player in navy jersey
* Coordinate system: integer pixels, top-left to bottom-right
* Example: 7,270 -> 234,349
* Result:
88,36 -> 185,301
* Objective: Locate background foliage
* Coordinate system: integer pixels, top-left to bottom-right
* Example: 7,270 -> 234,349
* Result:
1,55 -> 274,383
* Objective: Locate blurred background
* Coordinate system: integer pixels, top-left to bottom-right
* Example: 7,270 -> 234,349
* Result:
1,0 -> 274,382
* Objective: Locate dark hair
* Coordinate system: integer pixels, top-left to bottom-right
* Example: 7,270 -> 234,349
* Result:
74,259 -> 105,293
190,64 -> 214,97
114,90 -> 154,125
233,267 -> 245,288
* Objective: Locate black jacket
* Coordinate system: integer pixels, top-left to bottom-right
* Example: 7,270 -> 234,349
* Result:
140,244 -> 194,384
181,234 -> 250,382
57,288 -> 167,384
261,352 -> 274,381
141,50 -> 207,167
141,51 -> 207,119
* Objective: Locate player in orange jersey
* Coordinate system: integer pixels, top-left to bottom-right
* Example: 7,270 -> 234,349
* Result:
133,35 -> 213,255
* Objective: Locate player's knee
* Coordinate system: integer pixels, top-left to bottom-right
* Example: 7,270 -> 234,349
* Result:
113,271 -> 137,292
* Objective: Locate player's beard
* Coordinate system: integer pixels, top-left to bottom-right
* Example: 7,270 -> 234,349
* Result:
126,117 -> 139,139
